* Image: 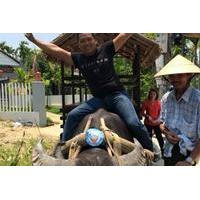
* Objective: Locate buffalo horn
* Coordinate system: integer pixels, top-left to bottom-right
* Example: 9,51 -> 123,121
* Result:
115,139 -> 148,166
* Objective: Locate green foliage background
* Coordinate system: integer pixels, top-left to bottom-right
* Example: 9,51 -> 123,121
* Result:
1,33 -> 199,99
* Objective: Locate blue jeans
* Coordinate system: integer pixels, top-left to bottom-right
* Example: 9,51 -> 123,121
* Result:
62,91 -> 153,151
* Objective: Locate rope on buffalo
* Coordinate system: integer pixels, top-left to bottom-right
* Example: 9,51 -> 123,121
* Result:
62,115 -> 137,163
100,118 -> 122,166
68,115 -> 93,159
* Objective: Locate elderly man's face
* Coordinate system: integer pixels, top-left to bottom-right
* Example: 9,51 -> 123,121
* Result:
168,73 -> 192,90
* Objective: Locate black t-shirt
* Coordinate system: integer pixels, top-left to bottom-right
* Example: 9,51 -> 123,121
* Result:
71,41 -> 125,98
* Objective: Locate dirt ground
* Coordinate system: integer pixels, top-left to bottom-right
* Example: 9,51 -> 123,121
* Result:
0,112 -> 62,145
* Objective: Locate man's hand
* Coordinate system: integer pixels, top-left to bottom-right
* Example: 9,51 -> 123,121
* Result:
160,123 -> 168,132
160,124 -> 180,144
24,33 -> 73,66
175,161 -> 192,166
25,33 -> 35,42
113,33 -> 132,52
165,131 -> 180,144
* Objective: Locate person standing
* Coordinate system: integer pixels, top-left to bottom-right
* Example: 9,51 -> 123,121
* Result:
155,54 -> 200,166
141,88 -> 164,154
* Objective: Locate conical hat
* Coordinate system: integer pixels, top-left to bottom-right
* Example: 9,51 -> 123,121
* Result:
154,54 -> 200,77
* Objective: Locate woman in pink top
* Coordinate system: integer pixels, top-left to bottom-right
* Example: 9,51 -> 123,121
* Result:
141,88 -> 164,154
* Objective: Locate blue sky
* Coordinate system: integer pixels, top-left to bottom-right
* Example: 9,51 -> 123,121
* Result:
0,33 -> 60,49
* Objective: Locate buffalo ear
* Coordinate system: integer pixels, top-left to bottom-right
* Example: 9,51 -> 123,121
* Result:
52,142 -> 65,159
32,141 -> 76,166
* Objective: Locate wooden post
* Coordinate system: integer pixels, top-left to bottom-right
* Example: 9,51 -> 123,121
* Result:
132,45 -> 141,118
71,66 -> 75,104
155,33 -> 170,97
79,71 -> 83,102
61,61 -> 65,127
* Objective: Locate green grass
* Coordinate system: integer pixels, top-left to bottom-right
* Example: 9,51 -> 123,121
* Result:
46,106 -> 61,115
0,138 -> 54,166
47,117 -> 54,126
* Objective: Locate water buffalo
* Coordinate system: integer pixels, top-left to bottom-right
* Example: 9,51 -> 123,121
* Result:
32,109 -> 155,166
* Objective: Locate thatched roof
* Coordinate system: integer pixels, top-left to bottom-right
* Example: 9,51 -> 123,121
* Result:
51,33 -> 161,68
183,33 -> 200,38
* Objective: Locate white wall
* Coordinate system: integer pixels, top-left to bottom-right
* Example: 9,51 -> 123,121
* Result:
45,95 -> 93,106
0,111 -> 39,124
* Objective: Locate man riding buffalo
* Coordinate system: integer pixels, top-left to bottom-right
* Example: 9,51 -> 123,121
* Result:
25,33 -> 153,151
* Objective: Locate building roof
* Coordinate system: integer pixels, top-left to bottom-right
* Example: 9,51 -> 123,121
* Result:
51,33 -> 161,67
0,50 -> 20,67
183,33 -> 200,38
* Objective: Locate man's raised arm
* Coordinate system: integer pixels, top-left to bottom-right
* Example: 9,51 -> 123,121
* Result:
113,33 -> 132,52
25,33 -> 74,66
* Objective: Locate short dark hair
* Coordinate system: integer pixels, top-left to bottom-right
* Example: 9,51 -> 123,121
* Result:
147,88 -> 159,100
77,33 -> 95,42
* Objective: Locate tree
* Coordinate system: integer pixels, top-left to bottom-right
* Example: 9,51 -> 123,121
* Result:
0,41 -> 16,56
14,68 -> 27,83
113,53 -> 157,101
0,40 -> 71,93
170,34 -> 200,89
15,41 -> 35,69
140,67 -> 157,101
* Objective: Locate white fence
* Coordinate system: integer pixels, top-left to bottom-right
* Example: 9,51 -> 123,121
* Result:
0,81 -> 46,126
0,82 -> 32,112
